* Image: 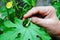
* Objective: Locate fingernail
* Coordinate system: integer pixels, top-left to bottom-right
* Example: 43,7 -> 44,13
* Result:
22,18 -> 25,21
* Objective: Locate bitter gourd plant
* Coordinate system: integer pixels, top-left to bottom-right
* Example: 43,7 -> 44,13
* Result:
0,0 -> 54,40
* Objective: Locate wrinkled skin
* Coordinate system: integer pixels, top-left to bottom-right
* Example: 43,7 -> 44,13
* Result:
23,6 -> 60,39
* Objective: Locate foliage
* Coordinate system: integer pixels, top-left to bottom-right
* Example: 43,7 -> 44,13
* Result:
1,0 -> 60,40
51,0 -> 60,20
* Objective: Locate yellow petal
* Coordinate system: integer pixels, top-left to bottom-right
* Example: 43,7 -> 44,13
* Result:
6,2 -> 12,9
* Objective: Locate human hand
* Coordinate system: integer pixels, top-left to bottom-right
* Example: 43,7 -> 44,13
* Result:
23,6 -> 60,38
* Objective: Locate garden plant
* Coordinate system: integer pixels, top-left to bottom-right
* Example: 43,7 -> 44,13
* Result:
0,0 -> 60,40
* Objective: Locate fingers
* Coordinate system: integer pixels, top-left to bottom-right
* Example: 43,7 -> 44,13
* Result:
24,7 -> 39,19
31,17 -> 47,27
31,17 -> 55,28
24,6 -> 52,19
23,6 -> 56,22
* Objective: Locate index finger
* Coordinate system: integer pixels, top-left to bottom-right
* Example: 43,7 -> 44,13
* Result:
24,7 -> 39,19
23,6 -> 51,19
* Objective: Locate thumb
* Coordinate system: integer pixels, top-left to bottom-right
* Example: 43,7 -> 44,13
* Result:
31,17 -> 53,27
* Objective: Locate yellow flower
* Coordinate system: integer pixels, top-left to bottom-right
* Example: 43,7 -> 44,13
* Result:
6,1 -> 12,9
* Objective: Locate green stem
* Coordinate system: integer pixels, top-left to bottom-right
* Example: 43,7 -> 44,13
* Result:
23,18 -> 31,27
12,0 -> 18,10
3,0 -> 7,4
25,18 -> 31,27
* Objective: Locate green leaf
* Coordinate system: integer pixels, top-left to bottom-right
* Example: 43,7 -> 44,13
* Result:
0,18 -> 51,40
4,20 -> 16,27
0,0 -> 52,40
0,29 -> 19,40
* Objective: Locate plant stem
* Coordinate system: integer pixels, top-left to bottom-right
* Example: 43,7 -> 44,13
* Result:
12,0 -> 18,10
25,18 -> 31,27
